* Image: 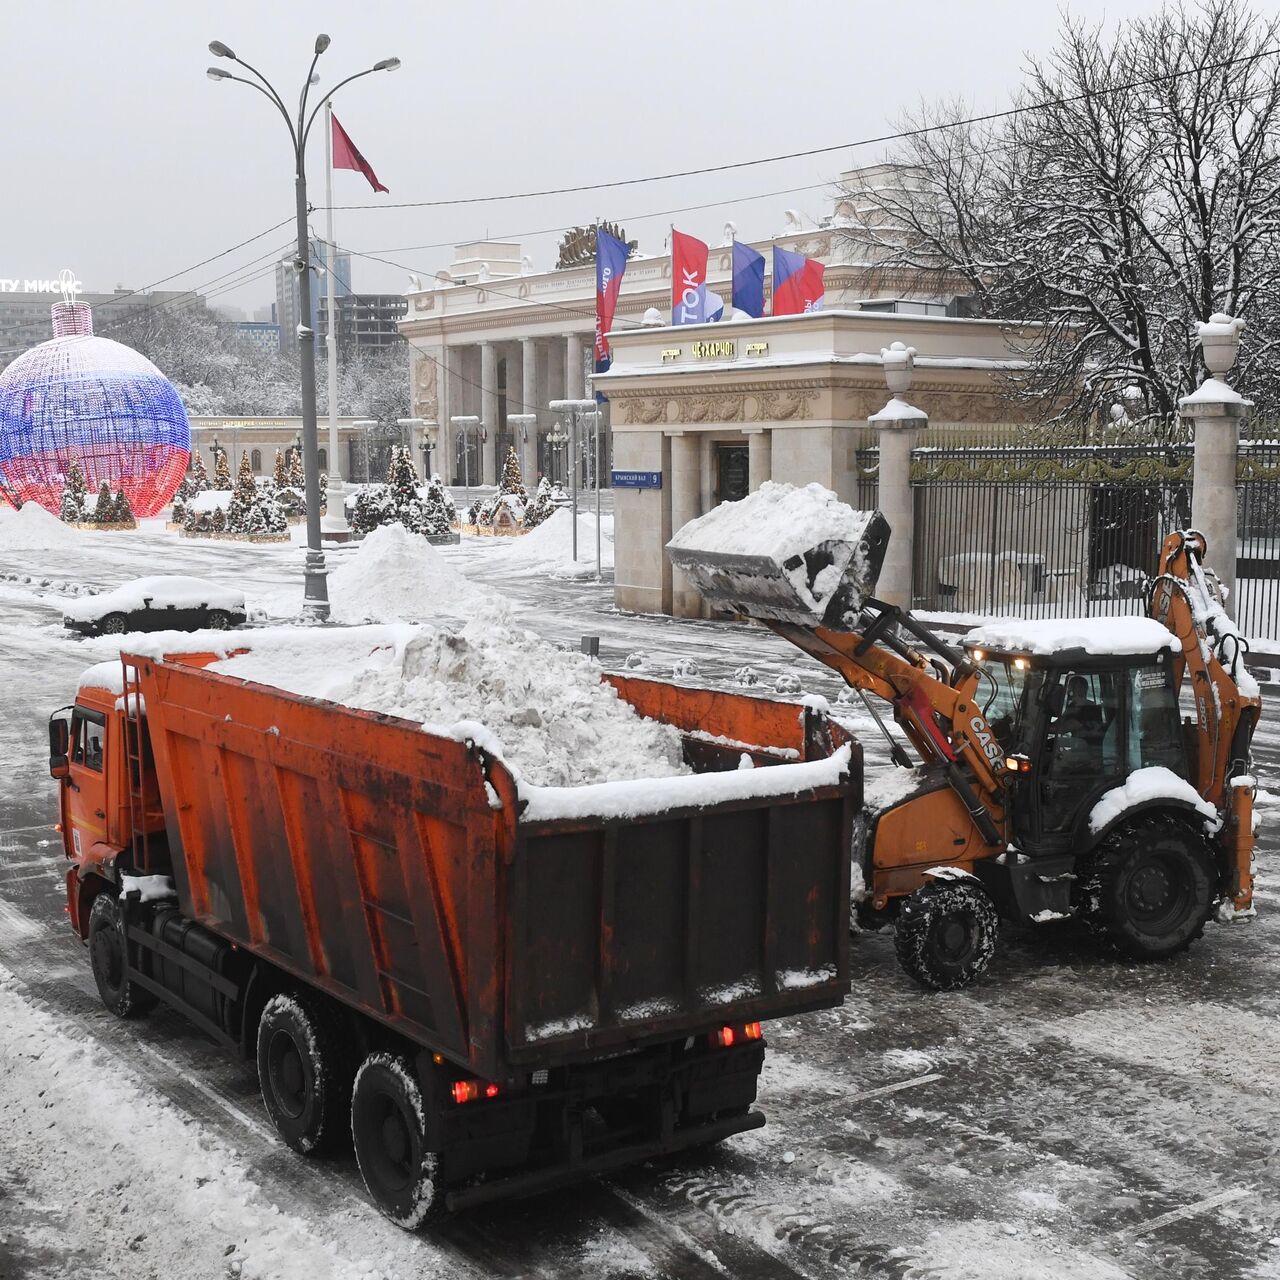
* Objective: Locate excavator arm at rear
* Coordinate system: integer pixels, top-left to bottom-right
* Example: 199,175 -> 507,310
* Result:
1149,530 -> 1261,913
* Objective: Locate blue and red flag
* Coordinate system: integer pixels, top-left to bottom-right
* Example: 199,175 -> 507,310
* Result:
772,246 -> 825,315
671,229 -> 711,325
595,228 -> 631,376
731,241 -> 766,318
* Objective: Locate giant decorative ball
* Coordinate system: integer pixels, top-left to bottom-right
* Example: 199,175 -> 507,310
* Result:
0,333 -> 191,518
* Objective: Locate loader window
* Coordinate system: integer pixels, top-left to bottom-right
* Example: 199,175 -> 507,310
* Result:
1126,664 -> 1187,777
1040,671 -> 1122,831
983,660 -> 1031,750
70,709 -> 106,773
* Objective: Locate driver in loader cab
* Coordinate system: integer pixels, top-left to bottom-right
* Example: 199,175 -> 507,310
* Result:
1050,675 -> 1105,771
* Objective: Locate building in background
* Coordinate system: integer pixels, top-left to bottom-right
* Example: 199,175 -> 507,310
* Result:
398,165 -> 975,489
318,293 -> 407,358
0,288 -> 206,373
274,238 -> 351,354
235,321 -> 283,354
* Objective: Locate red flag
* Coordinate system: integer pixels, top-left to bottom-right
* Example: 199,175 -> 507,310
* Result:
331,112 -> 388,194
671,229 -> 709,324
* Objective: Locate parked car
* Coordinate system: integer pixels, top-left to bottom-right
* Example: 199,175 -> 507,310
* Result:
62,575 -> 247,636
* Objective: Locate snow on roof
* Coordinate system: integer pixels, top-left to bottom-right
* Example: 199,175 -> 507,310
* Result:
964,616 -> 1178,658
63,575 -> 245,623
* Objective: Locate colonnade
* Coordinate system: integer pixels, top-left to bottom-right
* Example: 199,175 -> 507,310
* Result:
430,332 -> 593,486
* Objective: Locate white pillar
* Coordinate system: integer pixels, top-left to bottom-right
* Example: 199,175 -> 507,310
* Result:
870,399 -> 927,610
565,332 -> 585,399
481,341 -> 499,485
669,431 -> 702,618
521,338 -> 539,483
1184,394 -> 1246,613
745,427 -> 772,491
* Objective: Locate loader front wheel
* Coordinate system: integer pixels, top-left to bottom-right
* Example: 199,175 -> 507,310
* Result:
88,892 -> 156,1018
1081,816 -> 1214,960
352,1052 -> 446,1229
894,879 -> 998,991
257,993 -> 352,1156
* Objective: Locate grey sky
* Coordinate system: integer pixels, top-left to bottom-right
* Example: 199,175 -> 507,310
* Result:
9,0 -> 1170,314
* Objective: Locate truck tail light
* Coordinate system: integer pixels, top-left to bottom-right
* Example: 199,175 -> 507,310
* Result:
712,1026 -> 736,1048
744,1022 -> 763,1041
452,1078 -> 500,1104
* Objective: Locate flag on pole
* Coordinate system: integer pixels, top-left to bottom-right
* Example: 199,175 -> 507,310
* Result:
594,227 -> 631,377
671,229 -> 710,325
331,112 -> 388,194
731,241 -> 766,318
772,246 -> 825,315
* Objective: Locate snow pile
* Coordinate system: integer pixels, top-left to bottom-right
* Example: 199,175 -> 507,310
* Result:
328,522 -> 487,622
331,615 -> 689,788
1087,765 -> 1220,834
0,502 -> 81,550
63,574 -> 244,623
965,616 -> 1178,657
498,507 -> 613,577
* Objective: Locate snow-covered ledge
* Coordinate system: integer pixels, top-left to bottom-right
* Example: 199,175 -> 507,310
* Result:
1180,313 -> 1251,615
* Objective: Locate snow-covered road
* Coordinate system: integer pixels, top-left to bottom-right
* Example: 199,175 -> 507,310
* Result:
2,518 -> 1280,1280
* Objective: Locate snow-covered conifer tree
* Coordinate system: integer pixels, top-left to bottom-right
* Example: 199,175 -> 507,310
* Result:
92,480 -> 113,525
522,476 -> 556,529
60,457 -> 87,523
213,447 -> 233,491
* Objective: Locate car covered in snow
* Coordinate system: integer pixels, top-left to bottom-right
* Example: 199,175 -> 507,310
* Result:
62,575 -> 247,636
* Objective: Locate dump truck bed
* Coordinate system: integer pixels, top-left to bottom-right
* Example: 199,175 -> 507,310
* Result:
134,655 -> 857,1082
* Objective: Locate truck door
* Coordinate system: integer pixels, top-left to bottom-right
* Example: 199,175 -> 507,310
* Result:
66,707 -> 109,863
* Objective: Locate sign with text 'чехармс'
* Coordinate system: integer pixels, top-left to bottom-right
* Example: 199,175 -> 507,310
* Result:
611,470 -> 662,489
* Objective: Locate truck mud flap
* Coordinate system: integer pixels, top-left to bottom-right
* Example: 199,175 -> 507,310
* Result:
444,1109 -> 765,1213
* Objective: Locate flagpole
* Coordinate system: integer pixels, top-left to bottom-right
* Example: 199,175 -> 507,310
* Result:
324,97 -> 345,530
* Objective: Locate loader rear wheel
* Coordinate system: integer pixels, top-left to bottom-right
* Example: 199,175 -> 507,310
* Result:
257,993 -> 352,1156
88,892 -> 156,1018
1081,816 -> 1214,960
894,879 -> 998,991
352,1052 -> 446,1229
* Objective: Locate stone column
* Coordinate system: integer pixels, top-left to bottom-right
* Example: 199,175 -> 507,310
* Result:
521,337 -> 540,483
745,427 -> 772,491
669,431 -> 703,618
480,341 -> 499,485
565,332 -> 585,399
871,407 -> 926,610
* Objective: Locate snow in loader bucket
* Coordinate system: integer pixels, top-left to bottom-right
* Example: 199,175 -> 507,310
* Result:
666,481 -> 890,628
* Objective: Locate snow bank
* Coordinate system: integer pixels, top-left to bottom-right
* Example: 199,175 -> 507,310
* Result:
965,616 -> 1177,657
0,502 -> 81,550
520,746 -> 851,822
328,522 -> 487,623
63,574 -> 245,623
1087,765 -> 1219,834
498,507 -> 613,577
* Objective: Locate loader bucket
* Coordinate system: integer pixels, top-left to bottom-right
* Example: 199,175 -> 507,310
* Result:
666,483 -> 890,630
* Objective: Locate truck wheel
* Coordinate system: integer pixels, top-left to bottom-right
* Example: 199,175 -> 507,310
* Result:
88,892 -> 156,1018
257,993 -> 352,1156
1081,816 -> 1214,960
351,1052 -> 445,1229
894,879 -> 998,991
98,613 -> 127,635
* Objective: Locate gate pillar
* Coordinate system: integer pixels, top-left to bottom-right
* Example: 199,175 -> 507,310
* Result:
870,342 -> 927,610
1181,314 -> 1250,616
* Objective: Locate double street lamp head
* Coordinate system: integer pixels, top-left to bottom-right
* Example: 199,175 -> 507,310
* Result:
373,57 -> 401,72
208,40 -> 235,59
206,66 -> 232,81
314,33 -> 331,55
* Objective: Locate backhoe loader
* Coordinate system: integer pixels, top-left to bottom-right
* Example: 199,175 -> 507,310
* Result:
668,489 -> 1260,990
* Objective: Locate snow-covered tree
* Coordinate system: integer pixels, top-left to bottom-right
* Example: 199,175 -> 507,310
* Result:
60,457 -> 87,523
225,454 -> 285,535
478,445 -> 527,526
111,489 -> 137,528
211,506 -> 227,533
273,449 -> 288,486
287,446 -> 305,490
840,0 -> 1280,422
213,447 -> 233,491
522,476 -> 556,529
420,476 -> 453,536
91,481 -> 113,525
189,453 -> 211,494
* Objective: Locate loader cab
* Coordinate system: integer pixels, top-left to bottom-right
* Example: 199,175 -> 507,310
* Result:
966,621 -> 1187,856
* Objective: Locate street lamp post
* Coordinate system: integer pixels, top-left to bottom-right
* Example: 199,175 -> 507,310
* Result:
451,415 -> 480,513
207,35 -> 400,619
549,398 -> 599,574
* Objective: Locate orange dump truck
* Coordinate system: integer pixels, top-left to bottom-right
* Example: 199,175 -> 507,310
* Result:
48,646 -> 858,1226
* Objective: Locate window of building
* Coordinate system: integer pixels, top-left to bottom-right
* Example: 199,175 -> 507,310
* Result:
318,448 -> 327,471
251,449 -> 262,473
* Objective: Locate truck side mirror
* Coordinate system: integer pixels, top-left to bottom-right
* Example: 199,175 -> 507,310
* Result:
49,714 -> 70,779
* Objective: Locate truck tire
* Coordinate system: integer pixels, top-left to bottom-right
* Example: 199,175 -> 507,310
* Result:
894,879 -> 998,991
256,993 -> 352,1156
351,1052 -> 445,1229
1080,815 -> 1214,960
88,892 -> 156,1018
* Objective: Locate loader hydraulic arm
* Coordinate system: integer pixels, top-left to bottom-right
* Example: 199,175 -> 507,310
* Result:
769,601 -> 1006,846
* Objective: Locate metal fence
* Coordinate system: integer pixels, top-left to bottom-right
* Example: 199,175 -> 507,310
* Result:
1238,427 -> 1280,641
908,423 -> 1199,624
